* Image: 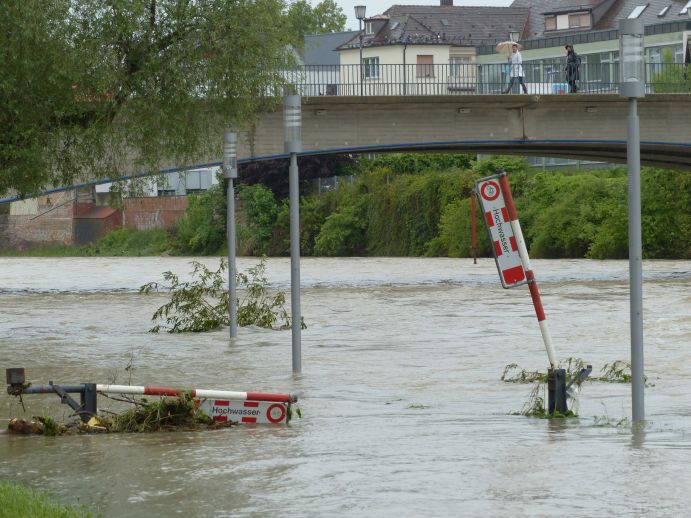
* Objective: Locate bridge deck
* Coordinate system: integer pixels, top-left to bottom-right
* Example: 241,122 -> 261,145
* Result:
243,94 -> 691,170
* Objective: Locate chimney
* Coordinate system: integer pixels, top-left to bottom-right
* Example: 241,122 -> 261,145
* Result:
441,0 -> 453,5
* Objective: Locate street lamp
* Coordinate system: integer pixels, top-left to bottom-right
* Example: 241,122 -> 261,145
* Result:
223,129 -> 238,338
284,95 -> 302,374
355,5 -> 366,96
619,19 -> 645,424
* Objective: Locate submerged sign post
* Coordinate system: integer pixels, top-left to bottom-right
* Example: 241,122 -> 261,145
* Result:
475,172 -> 558,369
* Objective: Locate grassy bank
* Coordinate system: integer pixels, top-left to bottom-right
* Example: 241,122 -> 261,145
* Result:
0,228 -> 172,257
0,480 -> 94,518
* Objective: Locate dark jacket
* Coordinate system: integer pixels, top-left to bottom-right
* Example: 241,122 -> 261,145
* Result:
566,51 -> 581,80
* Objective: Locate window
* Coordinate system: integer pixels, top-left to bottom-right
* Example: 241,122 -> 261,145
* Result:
568,12 -> 590,28
363,57 -> 379,78
681,1 -> 691,15
628,5 -> 648,19
545,15 -> 556,31
658,6 -> 670,17
157,189 -> 176,197
416,55 -> 434,77
449,57 -> 471,77
365,21 -> 374,35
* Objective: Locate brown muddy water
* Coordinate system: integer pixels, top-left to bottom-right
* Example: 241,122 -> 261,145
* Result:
0,257 -> 690,517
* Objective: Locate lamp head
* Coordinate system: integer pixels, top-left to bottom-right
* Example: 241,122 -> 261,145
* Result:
223,130 -> 237,179
618,19 -> 645,98
355,5 -> 366,20
284,95 -> 302,154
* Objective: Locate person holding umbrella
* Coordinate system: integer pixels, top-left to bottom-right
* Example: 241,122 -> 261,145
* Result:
502,43 -> 528,94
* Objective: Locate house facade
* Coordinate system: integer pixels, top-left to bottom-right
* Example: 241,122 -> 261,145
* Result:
477,0 -> 691,93
315,1 -> 690,96
335,3 -> 529,95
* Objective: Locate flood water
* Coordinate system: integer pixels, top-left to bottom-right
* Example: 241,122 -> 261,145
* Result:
1,257 -> 690,517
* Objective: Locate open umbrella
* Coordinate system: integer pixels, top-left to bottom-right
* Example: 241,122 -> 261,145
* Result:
496,41 -> 522,54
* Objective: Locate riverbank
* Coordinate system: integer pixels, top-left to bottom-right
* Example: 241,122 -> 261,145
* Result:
0,480 -> 94,518
2,157 -> 690,260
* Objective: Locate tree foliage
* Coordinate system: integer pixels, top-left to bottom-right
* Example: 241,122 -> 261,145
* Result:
1,0 -> 308,197
239,154 -> 356,199
286,0 -> 347,39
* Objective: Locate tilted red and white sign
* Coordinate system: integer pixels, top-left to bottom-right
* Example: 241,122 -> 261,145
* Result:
198,399 -> 289,424
475,175 -> 527,289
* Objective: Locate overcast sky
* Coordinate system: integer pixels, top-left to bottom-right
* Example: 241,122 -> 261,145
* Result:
333,0 -> 514,31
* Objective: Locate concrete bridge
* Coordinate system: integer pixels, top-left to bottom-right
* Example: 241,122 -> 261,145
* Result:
241,94 -> 691,170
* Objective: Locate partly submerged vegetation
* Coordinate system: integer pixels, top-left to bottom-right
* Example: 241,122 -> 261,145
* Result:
140,258 -> 304,333
501,359 -> 652,387
503,358 -> 651,419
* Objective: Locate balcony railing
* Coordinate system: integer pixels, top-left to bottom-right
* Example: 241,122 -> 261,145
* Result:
282,63 -> 691,97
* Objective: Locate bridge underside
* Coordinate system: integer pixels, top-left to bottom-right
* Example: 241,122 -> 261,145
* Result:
271,140 -> 691,170
243,95 -> 691,170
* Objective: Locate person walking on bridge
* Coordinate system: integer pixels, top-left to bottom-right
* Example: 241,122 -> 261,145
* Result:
504,43 -> 528,94
565,44 -> 581,93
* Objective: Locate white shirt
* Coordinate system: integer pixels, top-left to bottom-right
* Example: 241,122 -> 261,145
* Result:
509,51 -> 524,78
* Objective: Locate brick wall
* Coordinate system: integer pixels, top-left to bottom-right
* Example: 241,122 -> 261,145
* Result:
4,194 -> 191,249
122,196 -> 188,231
6,194 -> 75,249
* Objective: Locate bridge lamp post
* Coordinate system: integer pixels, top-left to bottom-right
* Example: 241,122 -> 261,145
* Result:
619,19 -> 646,424
223,129 -> 238,338
284,95 -> 302,374
355,5 -> 366,96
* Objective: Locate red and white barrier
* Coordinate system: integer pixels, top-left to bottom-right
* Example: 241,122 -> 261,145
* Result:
96,385 -> 296,403
496,174 -> 557,368
198,399 -> 288,424
475,173 -> 558,368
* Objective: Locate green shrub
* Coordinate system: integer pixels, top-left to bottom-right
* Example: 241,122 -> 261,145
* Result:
173,183 -> 226,255
650,49 -> 691,93
358,153 -> 473,175
472,155 -> 530,176
314,201 -> 367,256
429,197 -> 491,257
84,228 -> 170,256
237,184 -> 278,255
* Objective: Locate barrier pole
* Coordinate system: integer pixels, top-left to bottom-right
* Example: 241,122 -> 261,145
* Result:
471,190 -> 477,264
498,173 -> 558,368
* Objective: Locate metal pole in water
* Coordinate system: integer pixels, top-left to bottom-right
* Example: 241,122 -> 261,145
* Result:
284,95 -> 302,374
628,98 -> 645,422
619,19 -> 646,423
547,369 -> 567,414
223,130 -> 238,338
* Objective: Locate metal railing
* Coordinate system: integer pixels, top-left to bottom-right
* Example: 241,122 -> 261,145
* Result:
284,63 -> 691,96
